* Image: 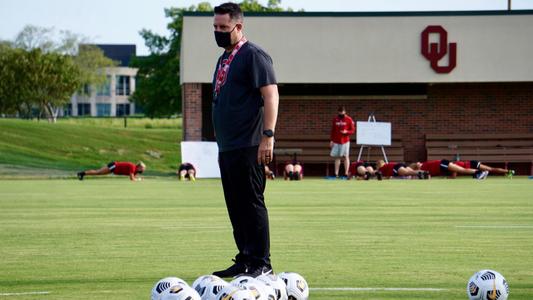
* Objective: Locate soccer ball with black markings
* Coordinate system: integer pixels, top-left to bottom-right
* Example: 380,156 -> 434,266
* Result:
278,272 -> 308,300
192,275 -> 223,298
152,277 -> 188,300
467,270 -> 509,300
256,274 -> 288,300
161,285 -> 201,300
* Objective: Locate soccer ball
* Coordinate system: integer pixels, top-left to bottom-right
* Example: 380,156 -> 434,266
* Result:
467,270 -> 509,300
278,272 -> 309,300
215,284 -> 242,300
218,287 -> 256,300
202,277 -> 229,300
161,285 -> 201,300
230,276 -> 275,300
152,277 -> 189,300
257,274 -> 288,300
192,275 -> 222,298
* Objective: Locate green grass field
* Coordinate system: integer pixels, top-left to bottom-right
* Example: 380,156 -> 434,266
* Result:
1,177 -> 532,299
0,118 -> 182,177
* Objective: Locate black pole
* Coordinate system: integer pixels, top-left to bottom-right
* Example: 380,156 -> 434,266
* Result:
508,0 -> 511,10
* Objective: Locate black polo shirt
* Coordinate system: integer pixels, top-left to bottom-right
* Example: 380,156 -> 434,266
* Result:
212,41 -> 277,152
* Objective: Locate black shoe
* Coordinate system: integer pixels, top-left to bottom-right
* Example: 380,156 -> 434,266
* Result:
376,171 -> 383,181
364,172 -> 371,180
77,172 -> 85,181
212,260 -> 248,278
242,264 -> 273,278
423,171 -> 430,179
417,171 -> 424,179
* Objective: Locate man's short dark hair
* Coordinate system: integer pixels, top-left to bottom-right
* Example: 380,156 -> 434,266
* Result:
338,105 -> 346,112
214,2 -> 243,21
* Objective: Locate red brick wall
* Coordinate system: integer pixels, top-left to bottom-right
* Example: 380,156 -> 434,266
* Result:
182,83 -> 203,141
276,83 -> 533,163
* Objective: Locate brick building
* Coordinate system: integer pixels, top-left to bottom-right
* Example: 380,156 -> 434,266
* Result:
180,10 -> 533,174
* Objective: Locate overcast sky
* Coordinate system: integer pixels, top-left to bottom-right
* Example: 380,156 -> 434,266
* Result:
1,0 -> 532,55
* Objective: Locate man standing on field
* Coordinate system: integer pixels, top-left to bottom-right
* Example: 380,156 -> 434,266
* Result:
330,106 -> 355,178
211,2 -> 279,278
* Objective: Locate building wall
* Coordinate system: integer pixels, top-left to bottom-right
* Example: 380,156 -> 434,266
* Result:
69,67 -> 138,117
274,82 -> 533,163
181,12 -> 533,84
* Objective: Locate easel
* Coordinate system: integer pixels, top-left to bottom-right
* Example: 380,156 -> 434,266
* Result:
357,113 -> 389,163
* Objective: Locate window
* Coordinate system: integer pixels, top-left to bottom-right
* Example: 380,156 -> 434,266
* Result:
96,103 -> 111,116
116,76 -> 131,96
77,103 -> 91,116
116,103 -> 130,116
97,76 -> 111,96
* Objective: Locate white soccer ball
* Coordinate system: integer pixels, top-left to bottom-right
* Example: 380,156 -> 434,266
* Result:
202,277 -> 229,300
467,270 -> 509,300
221,288 -> 256,300
257,274 -> 288,300
215,284 -> 242,300
278,272 -> 309,300
161,285 -> 201,300
152,277 -> 188,300
230,276 -> 275,300
192,275 -> 222,298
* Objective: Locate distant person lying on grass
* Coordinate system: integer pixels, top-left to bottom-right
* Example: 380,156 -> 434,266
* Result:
409,159 -> 488,179
348,160 -> 382,180
453,160 -> 514,178
177,162 -> 196,181
77,161 -> 146,181
376,160 -> 428,179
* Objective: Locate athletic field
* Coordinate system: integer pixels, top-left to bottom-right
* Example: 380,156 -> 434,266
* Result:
0,177 -> 532,299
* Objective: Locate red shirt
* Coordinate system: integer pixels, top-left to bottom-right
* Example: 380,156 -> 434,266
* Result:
378,162 -> 395,177
330,115 -> 355,144
113,162 -> 137,176
349,161 -> 364,176
420,160 -> 442,176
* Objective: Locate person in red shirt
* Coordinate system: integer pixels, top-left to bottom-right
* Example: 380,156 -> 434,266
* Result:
377,160 -> 428,179
410,159 -> 488,179
348,160 -> 382,180
454,160 -> 513,177
329,106 -> 355,178
77,161 -> 146,181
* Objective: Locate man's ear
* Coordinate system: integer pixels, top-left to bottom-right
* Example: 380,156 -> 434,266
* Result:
236,23 -> 243,31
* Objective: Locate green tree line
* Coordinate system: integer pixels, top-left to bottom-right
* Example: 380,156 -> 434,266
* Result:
0,26 -> 116,121
131,0 -> 295,117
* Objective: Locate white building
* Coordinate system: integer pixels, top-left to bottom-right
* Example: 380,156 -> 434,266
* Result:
68,44 -> 138,117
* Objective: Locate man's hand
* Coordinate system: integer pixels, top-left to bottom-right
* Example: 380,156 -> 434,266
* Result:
341,129 -> 348,135
258,136 -> 274,165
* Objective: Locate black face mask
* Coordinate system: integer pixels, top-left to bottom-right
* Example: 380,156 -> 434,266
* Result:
338,114 -> 345,118
214,25 -> 237,48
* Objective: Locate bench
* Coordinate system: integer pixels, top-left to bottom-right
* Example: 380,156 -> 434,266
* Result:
425,133 -> 533,174
273,134 -> 404,176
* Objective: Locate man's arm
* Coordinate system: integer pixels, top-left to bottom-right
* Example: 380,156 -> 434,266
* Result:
258,84 -> 279,165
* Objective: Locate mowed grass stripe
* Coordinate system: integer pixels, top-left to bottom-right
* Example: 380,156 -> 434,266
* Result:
0,178 -> 532,299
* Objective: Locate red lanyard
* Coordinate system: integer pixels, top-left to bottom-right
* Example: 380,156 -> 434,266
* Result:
214,37 -> 247,99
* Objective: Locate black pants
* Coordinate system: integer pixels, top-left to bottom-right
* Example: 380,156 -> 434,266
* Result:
218,146 -> 270,266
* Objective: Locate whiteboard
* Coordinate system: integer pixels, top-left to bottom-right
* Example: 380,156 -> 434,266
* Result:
356,121 -> 392,146
181,142 -> 221,178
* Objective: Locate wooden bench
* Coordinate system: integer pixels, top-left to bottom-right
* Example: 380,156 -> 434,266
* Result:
425,133 -> 533,174
273,134 -> 404,176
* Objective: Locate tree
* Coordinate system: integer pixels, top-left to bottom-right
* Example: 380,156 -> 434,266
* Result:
132,0 -> 296,117
0,26 -> 116,120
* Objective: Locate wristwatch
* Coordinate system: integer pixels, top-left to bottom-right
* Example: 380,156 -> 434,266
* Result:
262,129 -> 274,138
